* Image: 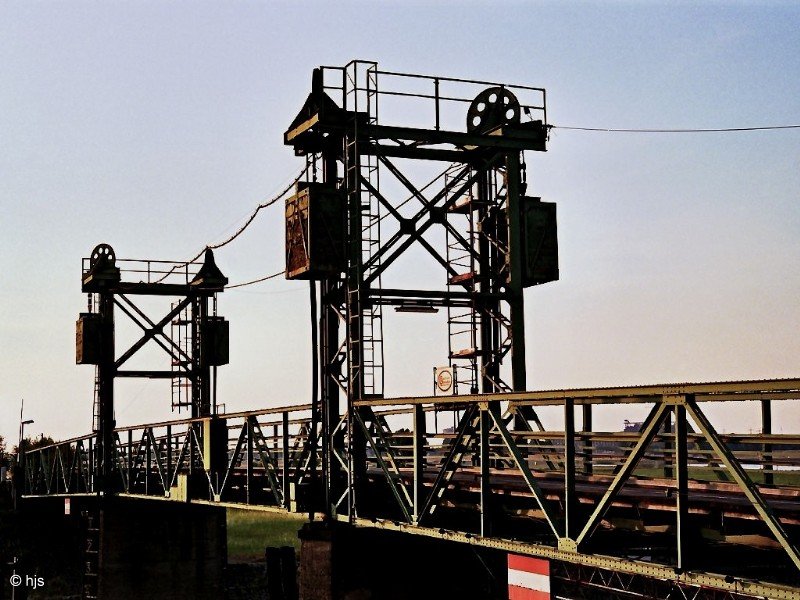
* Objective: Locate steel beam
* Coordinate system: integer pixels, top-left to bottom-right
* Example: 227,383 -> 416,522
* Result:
354,378 -> 800,408
674,403 -> 689,570
685,397 -> 800,572
487,403 -> 560,538
582,404 -> 593,476
418,405 -> 480,523
355,410 -> 412,522
413,404 -> 425,523
480,406 -> 492,537
576,402 -> 669,547
762,399 -> 774,486
564,397 -> 577,540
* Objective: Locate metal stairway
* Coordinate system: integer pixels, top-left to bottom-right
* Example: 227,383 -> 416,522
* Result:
444,164 -> 479,394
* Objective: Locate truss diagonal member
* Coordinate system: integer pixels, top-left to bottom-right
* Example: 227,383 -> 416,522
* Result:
190,426 -> 215,496
47,449 -> 57,493
511,406 -> 560,471
115,294 -> 192,364
415,235 -> 461,278
358,175 -> 406,227
418,405 -> 481,525
219,422 -> 248,498
377,157 -> 481,262
75,440 -> 90,491
112,435 -> 129,491
249,417 -> 285,506
169,428 -> 192,489
576,402 -> 669,547
363,167 -> 483,286
56,446 -> 68,493
296,423 -> 322,486
487,403 -> 561,538
288,422 -> 310,478
684,397 -> 800,572
146,428 -> 168,493
26,454 -> 40,493
114,296 -> 193,369
355,409 -> 412,522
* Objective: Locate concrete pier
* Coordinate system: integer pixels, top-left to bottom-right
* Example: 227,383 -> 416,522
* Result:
97,497 -> 226,599
298,521 -> 507,600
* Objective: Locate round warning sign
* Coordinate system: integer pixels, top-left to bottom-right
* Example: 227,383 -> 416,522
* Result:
435,367 -> 454,394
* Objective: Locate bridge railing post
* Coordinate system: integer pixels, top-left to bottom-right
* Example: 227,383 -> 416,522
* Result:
762,399 -> 773,486
674,398 -> 689,570
412,404 -> 425,524
282,411 -> 290,510
564,397 -> 576,540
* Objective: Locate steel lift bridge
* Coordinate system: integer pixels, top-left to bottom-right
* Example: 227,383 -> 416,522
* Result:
22,62 -> 800,600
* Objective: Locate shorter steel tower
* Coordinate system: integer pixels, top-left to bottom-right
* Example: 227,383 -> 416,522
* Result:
77,244 -> 229,492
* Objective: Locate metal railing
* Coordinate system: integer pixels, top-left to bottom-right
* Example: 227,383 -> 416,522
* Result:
22,378 -> 800,593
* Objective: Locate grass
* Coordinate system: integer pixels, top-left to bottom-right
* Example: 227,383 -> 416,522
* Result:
227,509 -> 308,562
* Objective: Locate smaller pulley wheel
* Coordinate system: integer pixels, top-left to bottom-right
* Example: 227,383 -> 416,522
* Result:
90,243 -> 116,268
467,87 -> 521,134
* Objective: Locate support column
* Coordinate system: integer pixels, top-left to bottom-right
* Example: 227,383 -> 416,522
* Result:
97,292 -> 115,493
675,402 -> 689,569
663,409 -> 673,479
413,404 -> 426,523
762,399 -> 773,486
505,151 -> 527,393
480,406 -> 493,536
564,398 -> 577,539
582,404 -> 593,476
344,132 -> 367,519
321,140 -> 342,517
477,165 -> 499,394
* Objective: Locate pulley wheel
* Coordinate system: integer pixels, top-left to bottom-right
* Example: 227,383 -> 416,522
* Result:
90,243 -> 116,268
467,87 -> 521,133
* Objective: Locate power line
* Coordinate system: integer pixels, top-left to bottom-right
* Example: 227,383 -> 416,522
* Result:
226,165 -> 461,289
207,170 -> 305,251
550,124 -> 800,133
155,168 -> 306,283
227,269 -> 285,289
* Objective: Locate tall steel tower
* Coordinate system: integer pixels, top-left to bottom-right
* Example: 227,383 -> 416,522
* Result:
284,61 -> 557,518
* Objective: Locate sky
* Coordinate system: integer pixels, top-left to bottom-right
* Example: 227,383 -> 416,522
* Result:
1,1 -> 799,447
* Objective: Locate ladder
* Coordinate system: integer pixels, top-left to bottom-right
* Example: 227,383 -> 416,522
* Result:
344,61 -> 384,399
444,164 -> 479,394
92,368 -> 101,432
170,302 -> 193,412
81,508 -> 100,599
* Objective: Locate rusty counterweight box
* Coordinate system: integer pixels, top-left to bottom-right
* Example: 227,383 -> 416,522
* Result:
76,312 -> 102,365
201,316 -> 229,367
285,182 -> 346,280
521,197 -> 558,287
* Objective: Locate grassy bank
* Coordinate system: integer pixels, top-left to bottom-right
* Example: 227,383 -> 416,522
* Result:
226,509 -> 308,563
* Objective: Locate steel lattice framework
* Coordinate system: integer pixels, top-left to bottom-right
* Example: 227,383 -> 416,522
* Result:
20,62 -> 800,600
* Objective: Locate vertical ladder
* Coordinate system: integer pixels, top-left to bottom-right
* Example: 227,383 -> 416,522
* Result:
171,302 -> 192,412
92,367 -> 101,432
345,61 -> 384,399
478,166 -> 514,393
81,508 -> 100,600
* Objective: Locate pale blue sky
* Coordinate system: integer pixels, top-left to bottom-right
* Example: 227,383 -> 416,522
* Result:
2,1 -> 799,445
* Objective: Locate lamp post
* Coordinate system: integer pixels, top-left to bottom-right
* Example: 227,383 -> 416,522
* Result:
15,399 -> 33,508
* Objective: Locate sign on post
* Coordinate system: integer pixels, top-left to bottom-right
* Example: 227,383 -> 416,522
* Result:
434,366 -> 455,396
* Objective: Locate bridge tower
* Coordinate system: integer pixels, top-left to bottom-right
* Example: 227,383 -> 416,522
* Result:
284,61 -> 558,520
77,244 -> 228,492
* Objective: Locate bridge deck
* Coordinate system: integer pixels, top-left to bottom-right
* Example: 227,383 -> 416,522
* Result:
22,377 -> 800,598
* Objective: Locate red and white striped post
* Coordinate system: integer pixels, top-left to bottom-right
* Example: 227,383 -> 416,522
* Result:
508,554 -> 551,600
